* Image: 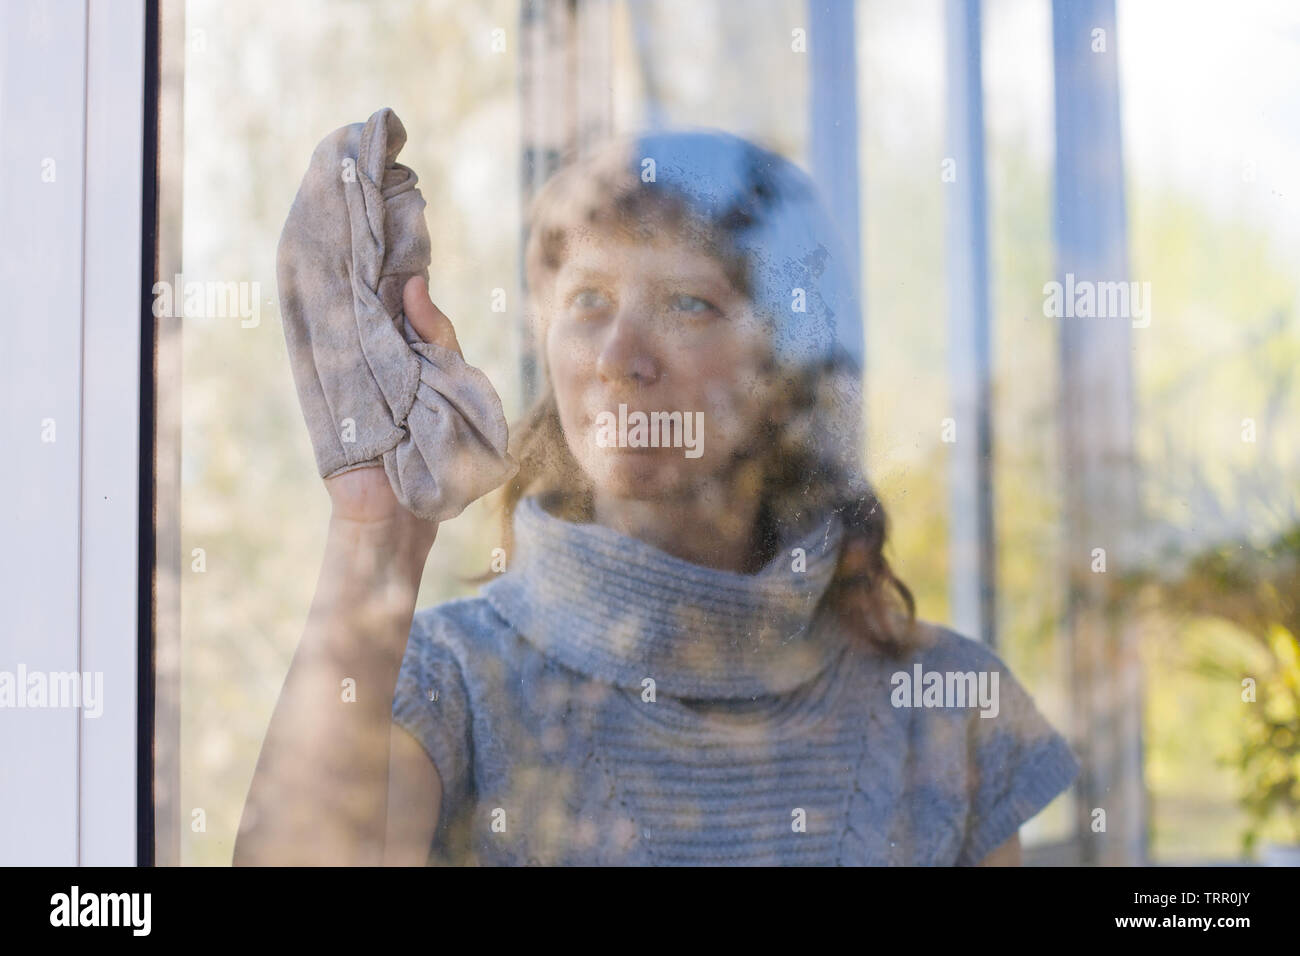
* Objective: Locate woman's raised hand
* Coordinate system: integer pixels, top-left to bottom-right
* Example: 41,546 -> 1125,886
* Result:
401,275 -> 462,356
321,275 -> 465,564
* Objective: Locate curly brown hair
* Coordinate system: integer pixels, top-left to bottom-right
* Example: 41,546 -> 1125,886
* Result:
478,134 -> 922,657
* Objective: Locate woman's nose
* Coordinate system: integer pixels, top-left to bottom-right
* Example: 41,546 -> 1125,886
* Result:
595,313 -> 661,388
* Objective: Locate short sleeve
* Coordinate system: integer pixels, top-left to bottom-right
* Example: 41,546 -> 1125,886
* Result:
955,654 -> 1080,866
392,610 -> 474,823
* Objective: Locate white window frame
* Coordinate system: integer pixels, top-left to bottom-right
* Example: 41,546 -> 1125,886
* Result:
0,0 -> 146,866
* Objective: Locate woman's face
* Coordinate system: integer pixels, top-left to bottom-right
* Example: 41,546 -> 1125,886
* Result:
543,229 -> 777,502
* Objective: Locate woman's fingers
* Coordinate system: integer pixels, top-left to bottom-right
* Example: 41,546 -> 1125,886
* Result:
403,275 -> 463,358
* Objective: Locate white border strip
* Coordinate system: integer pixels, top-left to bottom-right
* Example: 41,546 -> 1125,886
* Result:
80,0 -> 146,866
0,0 -> 89,868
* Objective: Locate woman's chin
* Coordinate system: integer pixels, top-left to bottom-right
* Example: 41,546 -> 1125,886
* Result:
587,450 -> 694,499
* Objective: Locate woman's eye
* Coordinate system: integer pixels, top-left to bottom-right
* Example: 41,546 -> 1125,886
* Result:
571,289 -> 610,312
670,294 -> 717,315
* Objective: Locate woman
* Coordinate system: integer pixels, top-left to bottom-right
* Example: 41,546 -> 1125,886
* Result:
235,123 -> 1078,867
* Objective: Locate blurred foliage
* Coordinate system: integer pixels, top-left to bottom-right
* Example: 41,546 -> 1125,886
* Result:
1117,519 -> 1300,854
1117,293 -> 1300,855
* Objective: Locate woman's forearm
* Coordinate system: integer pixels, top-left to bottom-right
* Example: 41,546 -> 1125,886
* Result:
232,516 -> 428,866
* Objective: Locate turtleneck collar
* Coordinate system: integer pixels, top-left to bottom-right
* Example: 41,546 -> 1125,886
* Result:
481,495 -> 850,700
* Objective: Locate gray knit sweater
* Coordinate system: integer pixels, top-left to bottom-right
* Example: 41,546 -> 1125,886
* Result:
392,495 -> 1079,865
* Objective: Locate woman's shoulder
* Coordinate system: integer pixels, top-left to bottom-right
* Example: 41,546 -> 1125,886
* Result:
850,618 -> 1079,863
412,593 -> 511,637
900,618 -> 1045,685
905,617 -> 1007,668
836,616 -> 1020,687
910,616 -> 1080,781
407,591 -> 560,691
888,617 -> 1058,720
409,593 -> 517,660
838,615 -> 1076,760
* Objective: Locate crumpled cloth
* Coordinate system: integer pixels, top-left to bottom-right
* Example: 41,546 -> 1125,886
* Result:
277,107 -> 518,522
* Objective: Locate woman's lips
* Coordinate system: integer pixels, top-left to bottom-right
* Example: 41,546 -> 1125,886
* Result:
584,409 -> 674,453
